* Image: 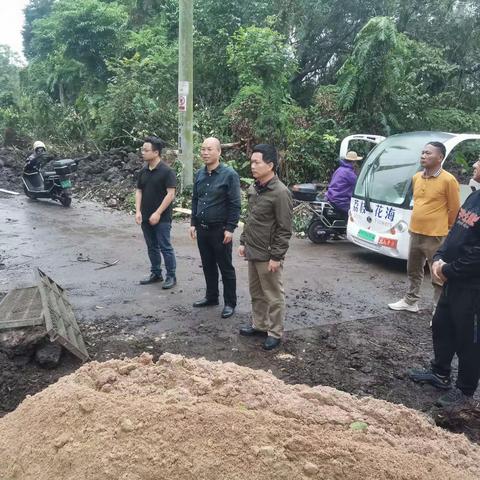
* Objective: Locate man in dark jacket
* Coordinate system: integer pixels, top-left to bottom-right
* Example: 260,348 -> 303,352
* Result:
409,159 -> 480,410
238,144 -> 293,350
190,137 -> 241,318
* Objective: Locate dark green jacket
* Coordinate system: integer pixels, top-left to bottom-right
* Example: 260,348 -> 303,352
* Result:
240,176 -> 293,261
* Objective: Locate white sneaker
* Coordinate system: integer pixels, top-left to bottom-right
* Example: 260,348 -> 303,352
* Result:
388,299 -> 419,312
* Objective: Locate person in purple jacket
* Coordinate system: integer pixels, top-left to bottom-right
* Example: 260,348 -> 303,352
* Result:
324,151 -> 363,218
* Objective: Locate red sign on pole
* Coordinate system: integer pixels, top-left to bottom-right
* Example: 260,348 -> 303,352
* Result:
178,95 -> 187,112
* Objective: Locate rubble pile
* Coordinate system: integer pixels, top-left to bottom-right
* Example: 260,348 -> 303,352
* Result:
73,147 -> 143,209
1,353 -> 479,480
0,146 -> 155,209
0,147 -> 25,190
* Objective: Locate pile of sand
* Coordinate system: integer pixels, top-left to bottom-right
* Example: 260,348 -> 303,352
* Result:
1,353 -> 479,479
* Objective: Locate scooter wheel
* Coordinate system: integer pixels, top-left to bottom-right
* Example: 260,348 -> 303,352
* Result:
307,220 -> 329,244
59,194 -> 72,207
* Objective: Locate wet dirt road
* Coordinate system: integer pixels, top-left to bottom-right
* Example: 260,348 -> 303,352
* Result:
1,193 -> 477,441
0,194 -> 429,328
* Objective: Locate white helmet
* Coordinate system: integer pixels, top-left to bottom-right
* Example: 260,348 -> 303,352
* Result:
33,141 -> 46,151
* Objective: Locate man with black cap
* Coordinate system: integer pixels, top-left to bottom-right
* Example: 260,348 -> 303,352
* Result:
238,144 -> 293,350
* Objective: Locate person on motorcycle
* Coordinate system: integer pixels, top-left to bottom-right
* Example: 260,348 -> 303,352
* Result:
25,141 -> 54,172
324,150 -> 363,219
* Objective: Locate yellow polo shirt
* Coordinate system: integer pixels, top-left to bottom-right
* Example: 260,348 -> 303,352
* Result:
409,169 -> 460,237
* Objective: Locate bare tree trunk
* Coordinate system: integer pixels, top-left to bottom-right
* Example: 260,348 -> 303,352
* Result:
59,82 -> 65,107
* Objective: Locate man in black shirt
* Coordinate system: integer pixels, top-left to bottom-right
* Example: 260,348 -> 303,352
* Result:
409,160 -> 480,411
136,136 -> 177,289
189,137 -> 241,318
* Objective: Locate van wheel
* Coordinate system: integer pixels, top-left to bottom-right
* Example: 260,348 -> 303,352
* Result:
59,193 -> 72,207
307,220 -> 329,244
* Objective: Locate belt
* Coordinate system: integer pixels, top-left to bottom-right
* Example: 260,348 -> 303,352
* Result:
197,222 -> 224,230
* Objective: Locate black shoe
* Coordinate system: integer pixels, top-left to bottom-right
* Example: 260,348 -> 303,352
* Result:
263,336 -> 281,350
239,325 -> 267,336
435,387 -> 476,409
408,368 -> 452,390
193,298 -> 219,307
162,276 -> 177,289
139,273 -> 163,285
221,306 -> 235,318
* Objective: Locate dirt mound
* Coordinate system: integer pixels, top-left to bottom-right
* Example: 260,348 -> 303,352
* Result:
0,353 -> 479,480
0,147 -> 25,190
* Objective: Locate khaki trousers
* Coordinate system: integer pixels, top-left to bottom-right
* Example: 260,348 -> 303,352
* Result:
405,232 -> 445,306
248,261 -> 285,339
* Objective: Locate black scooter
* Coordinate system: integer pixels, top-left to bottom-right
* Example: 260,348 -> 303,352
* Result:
291,183 -> 348,243
22,154 -> 79,207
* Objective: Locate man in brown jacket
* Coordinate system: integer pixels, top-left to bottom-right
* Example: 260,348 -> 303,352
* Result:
238,144 -> 293,350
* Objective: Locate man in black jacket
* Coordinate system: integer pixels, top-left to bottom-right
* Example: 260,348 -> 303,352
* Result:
409,159 -> 480,410
190,137 -> 241,318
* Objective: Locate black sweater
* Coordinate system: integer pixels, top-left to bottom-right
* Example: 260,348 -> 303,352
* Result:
434,189 -> 480,284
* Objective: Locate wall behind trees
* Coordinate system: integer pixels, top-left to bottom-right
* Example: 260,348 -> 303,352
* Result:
1,0 -> 480,183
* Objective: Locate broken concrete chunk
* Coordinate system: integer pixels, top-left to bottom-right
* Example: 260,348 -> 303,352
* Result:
35,340 -> 63,369
0,327 -> 47,359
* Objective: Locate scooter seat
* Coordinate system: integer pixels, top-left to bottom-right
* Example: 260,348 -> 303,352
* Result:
52,159 -> 76,168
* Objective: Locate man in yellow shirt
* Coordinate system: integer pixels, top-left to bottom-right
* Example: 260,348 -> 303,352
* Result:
389,142 -> 460,313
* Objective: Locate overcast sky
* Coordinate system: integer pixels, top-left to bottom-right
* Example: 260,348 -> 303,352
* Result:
0,1 -> 29,59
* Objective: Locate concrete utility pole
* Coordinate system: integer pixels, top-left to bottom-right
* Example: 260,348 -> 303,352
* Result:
178,0 -> 193,188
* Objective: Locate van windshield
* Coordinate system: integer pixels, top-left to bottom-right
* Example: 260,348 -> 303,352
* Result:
354,132 -> 454,207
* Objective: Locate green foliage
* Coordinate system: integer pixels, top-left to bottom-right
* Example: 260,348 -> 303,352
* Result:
2,0 -> 480,187
23,0 -> 55,59
0,46 -> 21,109
96,25 -> 178,146
193,0 -> 277,105
420,108 -> 480,133
337,17 -> 408,134
283,108 -> 346,184
124,192 -> 136,211
227,26 -> 295,88
225,84 -> 296,148
225,26 -> 298,151
29,0 -> 129,78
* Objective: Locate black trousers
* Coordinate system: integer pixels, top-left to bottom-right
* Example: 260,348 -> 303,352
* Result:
431,282 -> 480,396
329,202 -> 348,222
196,226 -> 236,307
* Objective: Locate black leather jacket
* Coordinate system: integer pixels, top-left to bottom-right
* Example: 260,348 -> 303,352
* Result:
24,152 -> 54,172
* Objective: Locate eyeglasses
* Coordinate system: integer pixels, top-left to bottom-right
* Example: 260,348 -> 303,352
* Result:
140,148 -> 152,153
